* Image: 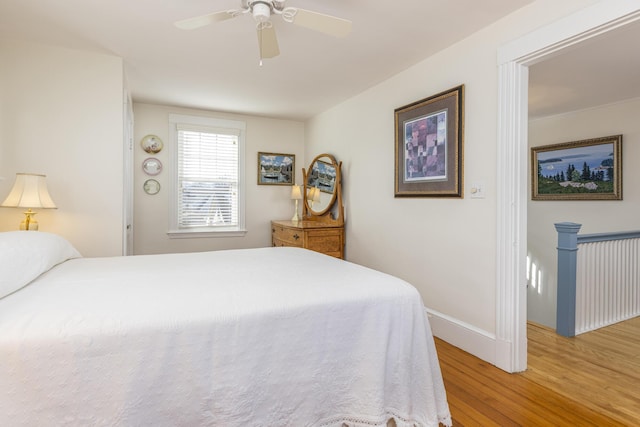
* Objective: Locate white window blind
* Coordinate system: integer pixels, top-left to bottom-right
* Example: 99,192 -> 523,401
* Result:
169,114 -> 246,237
177,125 -> 238,228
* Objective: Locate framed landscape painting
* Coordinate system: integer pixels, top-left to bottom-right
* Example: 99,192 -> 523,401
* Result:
531,135 -> 622,200
394,85 -> 464,197
257,152 -> 295,185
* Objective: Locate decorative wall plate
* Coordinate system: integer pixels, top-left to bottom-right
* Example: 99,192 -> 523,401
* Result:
143,179 -> 161,195
141,134 -> 164,154
142,157 -> 162,176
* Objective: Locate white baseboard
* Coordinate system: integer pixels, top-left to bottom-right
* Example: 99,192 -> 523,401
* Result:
426,308 -> 497,366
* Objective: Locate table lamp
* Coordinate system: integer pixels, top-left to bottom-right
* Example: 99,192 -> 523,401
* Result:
1,173 -> 57,231
291,185 -> 302,222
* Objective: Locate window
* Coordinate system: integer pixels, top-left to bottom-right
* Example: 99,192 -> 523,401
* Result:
168,114 -> 246,237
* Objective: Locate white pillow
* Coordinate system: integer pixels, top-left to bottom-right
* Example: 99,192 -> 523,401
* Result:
0,231 -> 82,299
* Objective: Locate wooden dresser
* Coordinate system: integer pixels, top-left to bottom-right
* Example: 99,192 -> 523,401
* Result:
271,220 -> 344,259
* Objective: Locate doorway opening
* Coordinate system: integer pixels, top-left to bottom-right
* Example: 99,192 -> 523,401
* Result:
496,3 -> 640,372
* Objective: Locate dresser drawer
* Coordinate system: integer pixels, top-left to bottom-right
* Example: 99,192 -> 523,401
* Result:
272,225 -> 303,247
272,237 -> 303,248
306,230 -> 343,254
271,220 -> 344,259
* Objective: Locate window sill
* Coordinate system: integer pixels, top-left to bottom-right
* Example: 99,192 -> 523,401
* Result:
167,229 -> 247,239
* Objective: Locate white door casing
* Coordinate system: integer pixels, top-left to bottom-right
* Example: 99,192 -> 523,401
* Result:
123,89 -> 134,255
495,0 -> 640,373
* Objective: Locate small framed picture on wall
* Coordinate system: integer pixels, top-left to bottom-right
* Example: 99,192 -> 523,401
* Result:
257,152 -> 295,185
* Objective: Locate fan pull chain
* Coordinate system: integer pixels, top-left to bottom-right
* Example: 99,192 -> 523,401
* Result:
258,22 -> 263,66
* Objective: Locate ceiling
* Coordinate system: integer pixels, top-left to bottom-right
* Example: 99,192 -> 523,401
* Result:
1,0 -> 535,120
528,18 -> 640,120
1,1 -> 638,121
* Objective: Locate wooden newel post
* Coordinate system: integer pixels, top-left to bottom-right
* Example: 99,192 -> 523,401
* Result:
554,222 -> 582,337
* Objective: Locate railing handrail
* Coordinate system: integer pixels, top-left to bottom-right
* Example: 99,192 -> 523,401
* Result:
555,222 -> 640,337
578,230 -> 640,244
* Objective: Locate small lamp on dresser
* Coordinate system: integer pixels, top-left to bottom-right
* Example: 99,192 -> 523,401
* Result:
1,173 -> 57,231
290,185 -> 302,222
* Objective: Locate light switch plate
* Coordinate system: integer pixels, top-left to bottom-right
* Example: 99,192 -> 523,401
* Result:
470,182 -> 485,199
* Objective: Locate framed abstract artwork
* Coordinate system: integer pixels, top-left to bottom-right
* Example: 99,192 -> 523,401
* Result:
394,85 -> 464,197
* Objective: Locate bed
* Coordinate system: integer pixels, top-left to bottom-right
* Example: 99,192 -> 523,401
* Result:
0,231 -> 451,427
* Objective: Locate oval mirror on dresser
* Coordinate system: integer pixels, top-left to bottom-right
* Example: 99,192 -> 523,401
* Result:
303,153 -> 343,223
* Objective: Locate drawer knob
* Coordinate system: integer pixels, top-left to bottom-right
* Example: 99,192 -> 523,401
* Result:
293,233 -> 300,240
272,228 -> 275,233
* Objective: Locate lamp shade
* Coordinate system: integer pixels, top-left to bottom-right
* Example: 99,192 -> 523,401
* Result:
290,185 -> 302,200
1,173 -> 57,209
308,187 -> 321,204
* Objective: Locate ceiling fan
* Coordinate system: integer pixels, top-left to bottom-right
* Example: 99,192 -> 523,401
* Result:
174,0 -> 352,64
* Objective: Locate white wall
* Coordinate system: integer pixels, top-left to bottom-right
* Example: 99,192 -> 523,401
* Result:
305,0 -> 596,356
527,97 -> 640,327
0,40 -> 124,257
132,103 -> 304,255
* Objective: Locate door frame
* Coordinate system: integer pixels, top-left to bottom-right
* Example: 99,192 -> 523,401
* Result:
495,0 -> 640,372
123,89 -> 134,256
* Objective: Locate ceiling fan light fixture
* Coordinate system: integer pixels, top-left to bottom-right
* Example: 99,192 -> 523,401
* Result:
250,1 -> 272,23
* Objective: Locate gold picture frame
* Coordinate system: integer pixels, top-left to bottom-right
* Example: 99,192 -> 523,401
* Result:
531,135 -> 622,201
257,152 -> 295,185
394,85 -> 464,197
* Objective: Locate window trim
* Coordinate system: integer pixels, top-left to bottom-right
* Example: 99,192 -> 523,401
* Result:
168,113 -> 247,238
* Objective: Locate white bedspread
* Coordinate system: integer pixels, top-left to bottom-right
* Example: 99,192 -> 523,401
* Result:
0,247 -> 451,426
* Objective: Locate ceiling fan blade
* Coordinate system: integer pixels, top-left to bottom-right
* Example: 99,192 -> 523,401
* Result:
174,10 -> 236,30
288,8 -> 352,38
257,25 -> 280,59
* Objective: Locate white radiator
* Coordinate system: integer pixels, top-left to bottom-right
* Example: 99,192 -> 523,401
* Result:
575,237 -> 640,335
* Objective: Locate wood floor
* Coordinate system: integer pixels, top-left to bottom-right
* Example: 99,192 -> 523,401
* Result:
435,317 -> 640,426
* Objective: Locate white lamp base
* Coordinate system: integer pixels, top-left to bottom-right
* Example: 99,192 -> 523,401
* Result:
291,199 -> 300,222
